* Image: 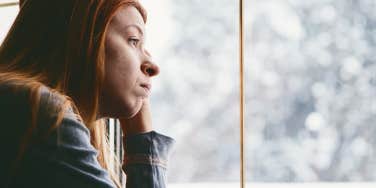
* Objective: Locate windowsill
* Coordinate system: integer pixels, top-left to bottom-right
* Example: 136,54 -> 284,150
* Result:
169,182 -> 376,188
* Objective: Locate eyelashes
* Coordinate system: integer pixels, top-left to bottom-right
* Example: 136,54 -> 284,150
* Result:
128,37 -> 140,47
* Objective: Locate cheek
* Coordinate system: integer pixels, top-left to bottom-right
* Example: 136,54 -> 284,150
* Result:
106,35 -> 139,74
105,36 -> 137,87
105,35 -> 126,63
102,36 -> 141,117
104,57 -> 134,101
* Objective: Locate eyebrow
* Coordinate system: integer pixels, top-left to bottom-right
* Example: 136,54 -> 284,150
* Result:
124,24 -> 144,36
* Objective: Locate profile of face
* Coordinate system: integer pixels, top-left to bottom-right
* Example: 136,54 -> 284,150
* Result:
100,5 -> 159,119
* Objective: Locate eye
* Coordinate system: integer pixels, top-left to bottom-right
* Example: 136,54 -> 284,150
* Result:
128,38 -> 140,47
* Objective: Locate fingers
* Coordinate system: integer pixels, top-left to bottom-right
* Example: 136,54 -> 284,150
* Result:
119,98 -> 153,135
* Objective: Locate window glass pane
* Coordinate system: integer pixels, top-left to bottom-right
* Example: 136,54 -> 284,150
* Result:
246,0 -> 376,183
0,2 -> 18,44
141,0 -> 240,185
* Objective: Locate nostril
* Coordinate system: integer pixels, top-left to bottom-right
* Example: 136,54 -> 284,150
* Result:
146,67 -> 155,76
142,62 -> 159,77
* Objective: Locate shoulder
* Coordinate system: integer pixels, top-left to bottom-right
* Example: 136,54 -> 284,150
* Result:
28,89 -> 115,187
0,80 -> 115,187
0,79 -> 83,123
39,85 -> 83,123
0,79 -> 90,147
36,85 -> 88,144
0,79 -> 86,143
29,86 -> 95,159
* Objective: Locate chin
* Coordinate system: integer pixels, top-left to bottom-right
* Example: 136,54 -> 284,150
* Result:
123,98 -> 143,118
99,96 -> 143,119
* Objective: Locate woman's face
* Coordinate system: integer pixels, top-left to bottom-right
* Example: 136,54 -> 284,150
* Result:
100,6 -> 159,118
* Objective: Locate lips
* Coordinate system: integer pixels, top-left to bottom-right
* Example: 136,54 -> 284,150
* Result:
140,83 -> 151,90
140,83 -> 151,95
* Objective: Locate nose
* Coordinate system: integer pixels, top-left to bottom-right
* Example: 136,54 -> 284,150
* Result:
141,50 -> 160,77
141,61 -> 160,77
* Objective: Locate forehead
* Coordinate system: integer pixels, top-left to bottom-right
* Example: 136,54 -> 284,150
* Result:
111,6 -> 145,29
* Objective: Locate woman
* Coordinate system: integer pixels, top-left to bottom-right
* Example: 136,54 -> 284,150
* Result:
0,0 -> 174,187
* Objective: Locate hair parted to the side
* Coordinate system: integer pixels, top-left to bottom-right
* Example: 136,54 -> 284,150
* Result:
0,0 -> 147,187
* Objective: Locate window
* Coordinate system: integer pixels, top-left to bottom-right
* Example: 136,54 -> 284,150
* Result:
0,1 -> 18,44
245,0 -> 376,183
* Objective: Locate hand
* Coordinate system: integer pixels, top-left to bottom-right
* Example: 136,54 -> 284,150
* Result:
119,99 -> 153,136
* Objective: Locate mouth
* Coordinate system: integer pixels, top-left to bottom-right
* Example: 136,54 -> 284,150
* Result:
140,83 -> 151,95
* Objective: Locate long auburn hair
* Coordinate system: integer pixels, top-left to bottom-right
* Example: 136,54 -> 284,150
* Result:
0,0 -> 147,187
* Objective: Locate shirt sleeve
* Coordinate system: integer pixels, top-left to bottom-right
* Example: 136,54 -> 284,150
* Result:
123,131 -> 175,188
